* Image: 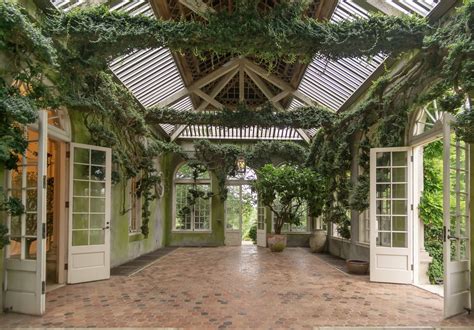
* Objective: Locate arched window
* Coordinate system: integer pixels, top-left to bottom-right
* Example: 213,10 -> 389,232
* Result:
409,100 -> 445,145
174,163 -> 211,231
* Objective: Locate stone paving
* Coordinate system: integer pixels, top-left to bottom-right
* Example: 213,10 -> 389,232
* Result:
1,245 -> 474,328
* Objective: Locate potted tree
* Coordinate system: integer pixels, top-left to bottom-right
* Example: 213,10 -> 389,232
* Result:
253,164 -> 322,252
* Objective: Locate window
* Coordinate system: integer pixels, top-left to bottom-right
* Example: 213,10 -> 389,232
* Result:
358,210 -> 370,244
174,164 -> 211,231
129,176 -> 142,233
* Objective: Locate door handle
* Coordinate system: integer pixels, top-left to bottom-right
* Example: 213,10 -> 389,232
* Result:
102,226 -> 110,230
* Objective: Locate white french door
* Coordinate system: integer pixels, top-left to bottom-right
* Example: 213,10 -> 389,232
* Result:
370,147 -> 413,284
443,116 -> 471,318
256,200 -> 266,247
68,143 -> 111,284
3,111 -> 48,315
225,185 -> 243,246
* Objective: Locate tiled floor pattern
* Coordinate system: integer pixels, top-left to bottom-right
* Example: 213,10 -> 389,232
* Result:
1,245 -> 474,328
110,247 -> 177,276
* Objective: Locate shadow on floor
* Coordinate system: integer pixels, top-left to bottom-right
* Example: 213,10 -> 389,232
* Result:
111,247 -> 177,276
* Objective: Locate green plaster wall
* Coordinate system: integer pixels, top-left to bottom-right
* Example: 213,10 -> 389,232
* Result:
68,110 -> 164,266
161,153 -> 225,247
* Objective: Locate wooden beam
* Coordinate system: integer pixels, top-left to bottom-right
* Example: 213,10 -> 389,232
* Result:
194,89 -> 224,109
244,68 -> 283,110
197,68 -> 239,111
242,59 -> 316,106
170,125 -> 188,141
296,129 -> 311,143
178,0 -> 215,18
155,88 -> 190,107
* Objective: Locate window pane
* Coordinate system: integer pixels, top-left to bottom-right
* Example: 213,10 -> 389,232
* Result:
377,232 -> 391,247
392,233 -> 407,248
90,214 -> 105,229
90,198 -> 105,213
376,168 -> 390,182
72,230 -> 88,246
73,214 -> 88,229
25,214 -> 37,236
392,216 -> 407,231
91,166 -> 106,181
376,200 -> 390,215
73,197 -> 89,213
91,150 -> 106,165
392,200 -> 407,215
376,152 -> 390,167
377,216 -> 391,231
74,148 -> 89,163
90,182 -> 105,196
392,168 -> 406,182
392,152 -> 407,166
376,184 -> 390,198
392,184 -> 406,199
74,164 -> 89,180
90,230 -> 104,245
73,180 -> 89,196
25,237 -> 37,259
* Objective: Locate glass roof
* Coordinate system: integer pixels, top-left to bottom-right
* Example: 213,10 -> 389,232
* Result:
51,0 -> 440,142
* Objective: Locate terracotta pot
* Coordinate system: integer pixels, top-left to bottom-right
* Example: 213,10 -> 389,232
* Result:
346,259 -> 369,275
309,229 -> 327,253
267,234 -> 287,252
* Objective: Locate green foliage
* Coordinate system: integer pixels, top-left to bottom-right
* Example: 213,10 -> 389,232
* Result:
245,222 -> 257,244
246,140 -> 308,169
0,1 -> 57,66
47,2 -> 428,65
419,141 -> 444,284
147,103 -> 336,130
349,175 -> 369,212
270,241 -> 286,252
0,84 -> 38,169
254,164 -> 324,234
0,194 -> 26,249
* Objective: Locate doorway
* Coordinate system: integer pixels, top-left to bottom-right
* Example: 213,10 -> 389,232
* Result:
224,169 -> 258,246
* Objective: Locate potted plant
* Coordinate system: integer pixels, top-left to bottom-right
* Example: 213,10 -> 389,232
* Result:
253,164 -> 322,252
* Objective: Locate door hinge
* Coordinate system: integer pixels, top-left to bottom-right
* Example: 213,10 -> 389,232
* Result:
42,223 -> 46,239
65,201 -> 70,208
43,175 -> 47,189
41,281 -> 46,295
411,264 -> 414,271
64,263 -> 68,271
443,226 -> 447,242
410,204 -> 414,211
410,155 -> 414,162
66,151 -> 71,158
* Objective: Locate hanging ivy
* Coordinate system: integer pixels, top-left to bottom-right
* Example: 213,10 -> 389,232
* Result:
147,103 -> 336,129
47,2 -> 429,65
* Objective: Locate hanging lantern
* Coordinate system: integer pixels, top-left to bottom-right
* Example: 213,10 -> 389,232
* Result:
236,155 -> 246,174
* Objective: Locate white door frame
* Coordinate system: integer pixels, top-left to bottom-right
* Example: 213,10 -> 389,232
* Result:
3,110 -> 48,315
442,114 -> 471,318
370,147 -> 413,284
67,143 -> 111,284
224,184 -> 243,246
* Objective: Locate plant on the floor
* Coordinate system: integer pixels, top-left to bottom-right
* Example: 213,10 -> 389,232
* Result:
254,164 -> 323,235
246,223 -> 257,244
419,141 -> 444,284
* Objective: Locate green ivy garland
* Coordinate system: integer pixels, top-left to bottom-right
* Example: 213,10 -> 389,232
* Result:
47,2 -> 429,65
147,103 -> 335,129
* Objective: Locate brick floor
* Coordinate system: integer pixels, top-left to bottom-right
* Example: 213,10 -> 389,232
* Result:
1,245 -> 474,328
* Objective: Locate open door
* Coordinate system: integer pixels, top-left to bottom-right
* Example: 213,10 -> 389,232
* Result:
370,147 -> 413,284
3,111 -> 48,315
443,115 -> 471,318
225,185 -> 243,246
257,199 -> 266,247
68,143 -> 111,284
